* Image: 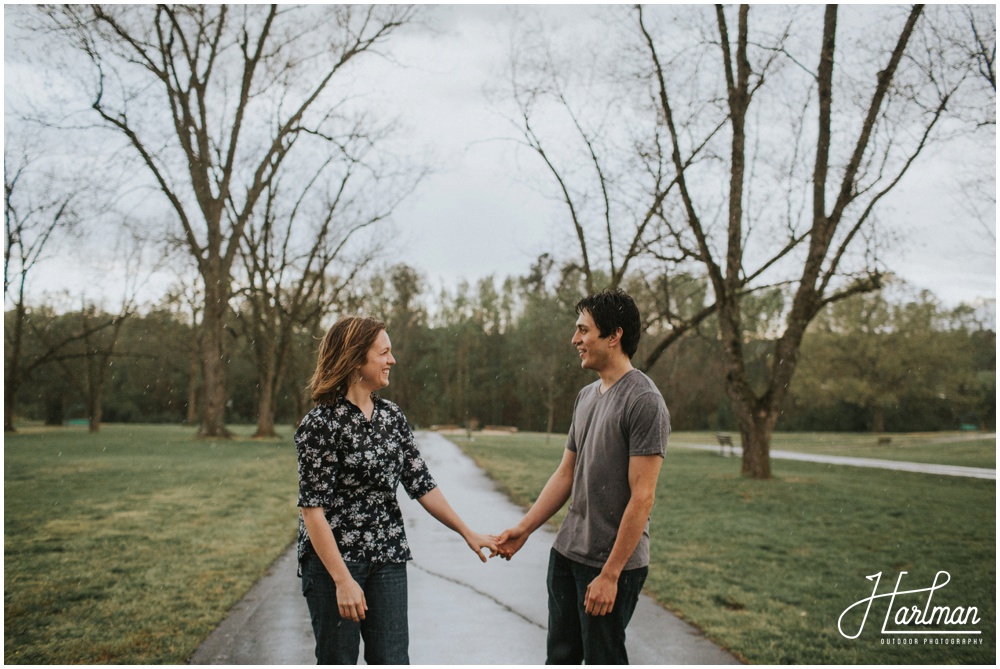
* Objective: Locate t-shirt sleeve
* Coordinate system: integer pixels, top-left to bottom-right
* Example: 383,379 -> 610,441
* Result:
565,414 -> 578,453
565,390 -> 583,453
625,391 -> 670,457
295,411 -> 338,509
398,416 -> 438,500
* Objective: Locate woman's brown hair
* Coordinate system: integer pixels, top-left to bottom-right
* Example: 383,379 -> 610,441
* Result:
309,316 -> 386,404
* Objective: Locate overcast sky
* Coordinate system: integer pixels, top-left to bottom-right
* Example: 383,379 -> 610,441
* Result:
358,4 -> 996,309
6,3 -> 996,313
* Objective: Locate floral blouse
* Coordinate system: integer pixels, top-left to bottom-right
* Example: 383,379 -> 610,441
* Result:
295,394 -> 437,575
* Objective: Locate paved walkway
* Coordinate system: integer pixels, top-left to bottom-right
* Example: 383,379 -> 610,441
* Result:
190,432 -> 741,665
677,440 -> 996,480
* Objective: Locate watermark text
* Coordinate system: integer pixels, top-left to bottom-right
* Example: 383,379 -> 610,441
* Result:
838,571 -> 982,640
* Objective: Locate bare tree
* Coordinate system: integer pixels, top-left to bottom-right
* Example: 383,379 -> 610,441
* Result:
949,5 -> 996,114
235,135 -> 420,438
931,6 -> 996,245
968,7 -> 996,98
47,301 -> 130,433
499,11 -> 751,371
516,255 -> 578,436
51,226 -> 162,432
4,143 -> 81,431
36,4 -> 417,437
638,4 -> 987,478
500,5 -> 993,477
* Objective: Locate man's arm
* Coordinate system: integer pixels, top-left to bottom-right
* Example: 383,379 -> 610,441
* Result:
494,448 -> 577,559
583,453 -> 663,616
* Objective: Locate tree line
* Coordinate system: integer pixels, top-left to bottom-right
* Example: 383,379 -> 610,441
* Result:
7,261 -> 994,437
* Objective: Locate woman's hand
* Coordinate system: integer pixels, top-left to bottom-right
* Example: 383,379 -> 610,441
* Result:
335,576 -> 368,622
463,530 -> 499,563
301,507 -> 366,620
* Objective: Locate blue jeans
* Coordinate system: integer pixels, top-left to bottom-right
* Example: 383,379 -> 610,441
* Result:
300,552 -> 409,665
546,548 -> 648,665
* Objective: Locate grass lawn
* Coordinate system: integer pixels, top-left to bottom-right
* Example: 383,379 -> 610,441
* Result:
670,431 -> 996,469
4,423 -> 299,664
452,431 -> 996,664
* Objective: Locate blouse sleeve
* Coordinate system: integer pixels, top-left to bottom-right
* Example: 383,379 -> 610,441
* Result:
396,412 -> 437,500
295,409 -> 338,509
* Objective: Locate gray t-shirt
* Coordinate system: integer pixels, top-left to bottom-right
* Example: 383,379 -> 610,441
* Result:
552,369 -> 670,571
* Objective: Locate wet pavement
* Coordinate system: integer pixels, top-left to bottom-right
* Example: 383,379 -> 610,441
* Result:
190,432 -> 741,665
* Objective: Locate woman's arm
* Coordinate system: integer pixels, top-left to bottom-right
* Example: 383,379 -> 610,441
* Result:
300,507 -> 367,622
416,487 -> 498,562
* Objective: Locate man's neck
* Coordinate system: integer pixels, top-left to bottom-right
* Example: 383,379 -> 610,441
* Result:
597,356 -> 634,394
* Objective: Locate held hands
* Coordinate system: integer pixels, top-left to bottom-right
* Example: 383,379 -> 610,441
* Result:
491,526 -> 529,560
464,530 -> 500,563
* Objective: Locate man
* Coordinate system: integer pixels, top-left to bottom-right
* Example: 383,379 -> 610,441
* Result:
494,288 -> 670,664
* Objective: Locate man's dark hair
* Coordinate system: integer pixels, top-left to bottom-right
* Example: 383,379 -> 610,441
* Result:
576,288 -> 641,359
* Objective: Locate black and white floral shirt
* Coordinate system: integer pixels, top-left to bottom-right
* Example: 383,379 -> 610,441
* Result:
295,394 -> 437,575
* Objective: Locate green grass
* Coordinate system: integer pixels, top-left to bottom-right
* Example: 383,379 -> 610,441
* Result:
671,431 -> 996,469
4,424 -> 299,664
452,431 -> 996,664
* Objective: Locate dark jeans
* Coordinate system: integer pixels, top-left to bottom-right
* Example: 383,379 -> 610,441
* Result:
300,552 -> 409,665
546,548 -> 648,665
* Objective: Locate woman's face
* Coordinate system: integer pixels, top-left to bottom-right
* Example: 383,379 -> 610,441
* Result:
357,329 -> 395,391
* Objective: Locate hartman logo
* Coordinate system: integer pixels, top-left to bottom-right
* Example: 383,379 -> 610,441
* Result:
838,571 -> 983,644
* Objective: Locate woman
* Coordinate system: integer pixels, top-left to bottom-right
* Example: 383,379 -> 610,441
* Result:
295,315 -> 497,665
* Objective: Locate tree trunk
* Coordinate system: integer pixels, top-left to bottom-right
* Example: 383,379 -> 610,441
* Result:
736,403 -> 778,479
252,316 -> 290,439
4,372 -> 18,432
4,359 -> 19,433
186,349 -> 200,425
5,301 -> 26,432
84,316 -> 101,433
88,384 -> 103,433
872,404 -> 885,433
45,394 -> 64,426
199,331 -> 229,437
293,386 -> 308,428
254,382 -> 277,438
4,388 -> 15,432
545,373 -> 556,435
198,280 -> 231,438
254,360 -> 279,438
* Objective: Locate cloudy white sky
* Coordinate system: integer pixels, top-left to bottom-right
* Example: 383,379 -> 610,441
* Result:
6,3 -> 996,312
355,3 -> 997,308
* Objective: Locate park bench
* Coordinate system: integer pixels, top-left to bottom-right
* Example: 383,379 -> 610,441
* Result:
715,432 -> 736,457
483,425 -> 519,433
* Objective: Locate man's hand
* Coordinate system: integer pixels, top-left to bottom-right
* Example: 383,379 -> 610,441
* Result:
584,572 -> 618,616
492,526 -> 530,560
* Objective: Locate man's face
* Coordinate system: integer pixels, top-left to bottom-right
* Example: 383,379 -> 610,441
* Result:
571,310 -> 613,371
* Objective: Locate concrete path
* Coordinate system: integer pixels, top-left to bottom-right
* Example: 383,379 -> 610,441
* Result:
190,432 -> 741,665
676,441 -> 996,480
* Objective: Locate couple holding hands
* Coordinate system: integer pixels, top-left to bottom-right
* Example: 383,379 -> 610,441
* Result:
296,289 -> 671,665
